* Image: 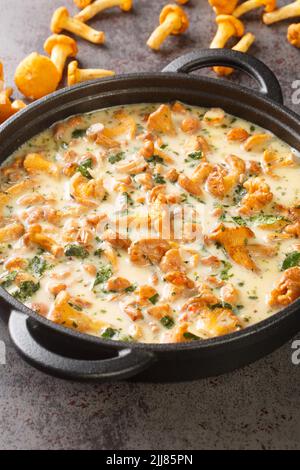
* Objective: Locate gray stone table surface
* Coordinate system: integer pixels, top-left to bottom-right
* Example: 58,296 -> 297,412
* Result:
0,0 -> 300,450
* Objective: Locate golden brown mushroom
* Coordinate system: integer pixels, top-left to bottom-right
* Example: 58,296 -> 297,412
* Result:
75,0 -> 133,23
147,4 -> 189,51
176,0 -> 189,3
50,7 -> 105,44
0,89 -> 26,124
0,91 -> 14,124
233,0 -> 276,18
14,52 -> 60,100
208,223 -> 258,271
263,0 -> 300,25
214,32 -> 255,76
208,0 -> 240,15
210,15 -> 244,49
68,60 -> 115,85
288,23 -> 300,47
74,0 -> 92,7
44,35 -> 78,81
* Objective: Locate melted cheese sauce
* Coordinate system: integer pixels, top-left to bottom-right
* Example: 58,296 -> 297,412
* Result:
0,102 -> 299,343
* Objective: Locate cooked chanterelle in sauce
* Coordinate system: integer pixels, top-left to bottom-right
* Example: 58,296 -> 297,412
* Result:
1,102 -> 300,343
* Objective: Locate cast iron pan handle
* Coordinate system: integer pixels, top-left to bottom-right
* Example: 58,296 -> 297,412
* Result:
9,311 -> 154,381
162,49 -> 283,104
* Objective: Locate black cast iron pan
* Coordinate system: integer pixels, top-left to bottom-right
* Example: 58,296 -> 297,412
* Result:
1,49 -> 300,382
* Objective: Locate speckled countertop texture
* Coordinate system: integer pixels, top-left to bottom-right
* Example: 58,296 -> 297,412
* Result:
0,0 -> 300,450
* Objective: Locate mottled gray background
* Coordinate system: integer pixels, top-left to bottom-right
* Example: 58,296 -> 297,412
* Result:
0,0 -> 300,450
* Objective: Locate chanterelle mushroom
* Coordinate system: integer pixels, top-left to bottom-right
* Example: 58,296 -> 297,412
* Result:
208,223 -> 258,271
288,23 -> 300,47
233,0 -> 276,18
147,104 -> 175,135
14,52 -> 60,100
44,35 -> 78,81
147,4 -> 189,50
74,0 -> 92,7
208,0 -> 240,15
68,60 -> 115,86
75,0 -> 133,23
263,0 -> 300,25
50,7 -> 105,44
210,15 -> 244,49
214,32 -> 255,76
268,267 -> 300,307
0,91 -> 14,124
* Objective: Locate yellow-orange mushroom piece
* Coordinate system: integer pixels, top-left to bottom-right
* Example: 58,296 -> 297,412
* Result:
68,60 -> 115,85
176,0 -> 189,3
208,0 -> 240,15
24,153 -> 59,176
75,0 -> 133,23
14,53 -> 60,100
147,4 -> 189,51
73,0 -> 93,8
263,0 -> 300,25
288,23 -> 300,47
210,15 -> 244,49
0,91 -> 14,124
44,35 -> 78,81
214,32 -> 256,76
233,0 -> 276,18
51,7 -> 105,44
49,291 -> 107,333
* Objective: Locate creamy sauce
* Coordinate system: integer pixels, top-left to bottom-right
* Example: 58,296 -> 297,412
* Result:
0,102 -> 300,344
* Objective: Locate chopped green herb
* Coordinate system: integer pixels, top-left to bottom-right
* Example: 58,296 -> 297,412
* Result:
93,265 -> 113,287
187,151 -> 203,161
13,281 -> 40,302
250,214 -> 287,226
94,248 -> 104,257
64,244 -> 89,259
183,332 -> 200,341
160,316 -> 175,329
72,129 -> 87,139
153,174 -> 166,185
77,158 -> 93,179
119,335 -> 135,342
108,152 -> 125,164
101,327 -> 118,339
28,256 -> 47,276
210,302 -> 233,310
220,260 -> 233,280
124,284 -> 137,293
281,251 -> 300,271
149,293 -> 159,305
68,302 -> 83,311
147,155 -> 164,165
0,270 -> 17,288
232,216 -> 247,226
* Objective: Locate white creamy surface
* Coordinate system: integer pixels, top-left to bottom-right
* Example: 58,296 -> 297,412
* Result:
0,102 -> 299,343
